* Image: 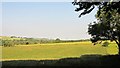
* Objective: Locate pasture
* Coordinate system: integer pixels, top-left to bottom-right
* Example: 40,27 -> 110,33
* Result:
1,41 -> 118,61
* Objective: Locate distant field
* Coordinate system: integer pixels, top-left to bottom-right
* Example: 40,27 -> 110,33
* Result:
0,36 -> 25,40
1,41 -> 118,61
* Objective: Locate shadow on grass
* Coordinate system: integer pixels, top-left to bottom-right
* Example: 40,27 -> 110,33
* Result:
1,54 -> 120,67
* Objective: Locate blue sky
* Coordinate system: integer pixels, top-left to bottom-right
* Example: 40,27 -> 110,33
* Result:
2,0 -> 73,2
0,2 -> 2,36
2,2 -> 97,40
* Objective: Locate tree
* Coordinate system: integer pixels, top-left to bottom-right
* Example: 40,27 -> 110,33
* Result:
72,0 -> 120,17
88,9 -> 120,54
2,40 -> 14,47
72,0 -> 120,55
55,38 -> 61,43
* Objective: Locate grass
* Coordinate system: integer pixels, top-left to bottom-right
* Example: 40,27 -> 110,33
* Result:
0,36 -> 25,40
1,41 -> 118,61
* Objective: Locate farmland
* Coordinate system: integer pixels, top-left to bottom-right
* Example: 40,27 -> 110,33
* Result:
1,41 -> 118,61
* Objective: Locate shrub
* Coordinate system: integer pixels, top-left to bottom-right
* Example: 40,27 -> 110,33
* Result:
102,41 -> 109,47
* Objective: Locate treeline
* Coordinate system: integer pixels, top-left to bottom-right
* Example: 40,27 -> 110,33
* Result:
1,38 -> 57,47
0,36 -> 90,47
61,39 -> 90,43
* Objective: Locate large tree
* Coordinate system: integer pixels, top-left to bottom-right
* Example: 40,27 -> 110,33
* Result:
72,0 -> 120,55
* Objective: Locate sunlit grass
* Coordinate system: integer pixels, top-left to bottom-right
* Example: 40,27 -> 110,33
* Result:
2,41 -> 118,60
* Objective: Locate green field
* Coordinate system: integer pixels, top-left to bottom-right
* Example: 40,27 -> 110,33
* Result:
1,41 -> 118,61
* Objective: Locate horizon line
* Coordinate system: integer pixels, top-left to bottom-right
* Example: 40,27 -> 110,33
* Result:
0,35 -> 90,40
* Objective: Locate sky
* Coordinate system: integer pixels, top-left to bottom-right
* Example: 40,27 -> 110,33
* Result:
2,2 -> 97,40
1,0 -> 74,2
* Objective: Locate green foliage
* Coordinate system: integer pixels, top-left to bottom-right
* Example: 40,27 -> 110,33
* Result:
2,40 -> 14,47
88,9 -> 120,45
102,42 -> 109,47
72,0 -> 120,17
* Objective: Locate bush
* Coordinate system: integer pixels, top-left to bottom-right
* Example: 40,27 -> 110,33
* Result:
102,41 -> 109,47
2,40 -> 14,47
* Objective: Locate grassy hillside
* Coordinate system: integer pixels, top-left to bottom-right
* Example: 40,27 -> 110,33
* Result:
1,41 -> 118,61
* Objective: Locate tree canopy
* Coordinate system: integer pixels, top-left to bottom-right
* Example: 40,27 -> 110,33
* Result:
72,0 -> 120,17
72,0 -> 120,55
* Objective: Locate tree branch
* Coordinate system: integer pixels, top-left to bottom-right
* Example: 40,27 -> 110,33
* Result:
114,39 -> 119,45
